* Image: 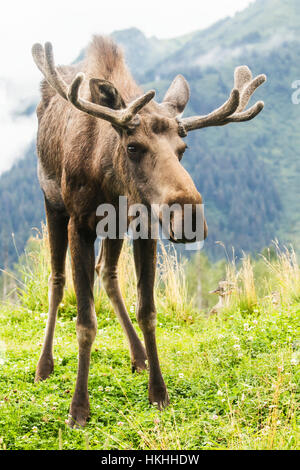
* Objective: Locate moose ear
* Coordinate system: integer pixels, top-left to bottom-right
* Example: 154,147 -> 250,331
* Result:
89,78 -> 126,110
161,75 -> 190,116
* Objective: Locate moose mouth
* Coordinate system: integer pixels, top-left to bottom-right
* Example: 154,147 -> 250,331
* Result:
159,211 -> 208,244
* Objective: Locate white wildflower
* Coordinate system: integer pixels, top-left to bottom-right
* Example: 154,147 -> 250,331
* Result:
261,425 -> 270,435
291,356 -> 298,366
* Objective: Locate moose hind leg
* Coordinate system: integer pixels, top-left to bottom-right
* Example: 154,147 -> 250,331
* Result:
96,239 -> 147,372
35,199 -> 69,382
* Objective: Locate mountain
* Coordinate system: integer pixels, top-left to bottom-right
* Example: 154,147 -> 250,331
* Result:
0,0 -> 299,267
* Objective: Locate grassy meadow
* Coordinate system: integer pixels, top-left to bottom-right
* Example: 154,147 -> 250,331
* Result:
0,231 -> 299,450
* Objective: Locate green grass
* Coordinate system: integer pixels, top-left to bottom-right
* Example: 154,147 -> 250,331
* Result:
0,235 -> 299,450
0,293 -> 299,449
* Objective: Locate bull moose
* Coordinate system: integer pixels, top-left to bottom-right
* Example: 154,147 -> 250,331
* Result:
32,36 -> 266,427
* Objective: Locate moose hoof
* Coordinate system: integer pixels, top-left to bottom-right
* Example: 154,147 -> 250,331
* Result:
68,400 -> 90,428
34,356 -> 54,382
131,352 -> 148,373
149,385 -> 170,410
67,413 -> 88,429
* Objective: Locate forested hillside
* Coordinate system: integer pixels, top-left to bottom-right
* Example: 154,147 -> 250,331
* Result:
0,0 -> 299,267
0,145 -> 44,268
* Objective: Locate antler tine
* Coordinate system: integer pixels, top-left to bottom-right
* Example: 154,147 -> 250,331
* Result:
178,66 -> 266,135
234,66 -> 266,112
123,90 -> 156,123
226,100 -> 264,123
32,42 -> 68,100
32,43 -> 46,74
44,42 -> 69,100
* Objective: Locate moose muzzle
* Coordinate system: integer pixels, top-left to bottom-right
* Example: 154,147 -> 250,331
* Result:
159,193 -> 208,244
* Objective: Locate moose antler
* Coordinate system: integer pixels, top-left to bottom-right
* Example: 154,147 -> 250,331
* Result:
32,42 -> 155,128
177,66 -> 266,136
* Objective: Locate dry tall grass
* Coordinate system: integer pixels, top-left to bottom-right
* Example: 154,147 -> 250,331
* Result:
223,254 -> 258,313
2,228 -> 300,319
261,241 -> 300,303
219,241 -> 299,314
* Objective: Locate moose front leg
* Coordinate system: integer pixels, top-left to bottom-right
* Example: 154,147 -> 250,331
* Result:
133,238 -> 169,410
35,199 -> 69,381
96,238 -> 147,372
67,218 -> 97,428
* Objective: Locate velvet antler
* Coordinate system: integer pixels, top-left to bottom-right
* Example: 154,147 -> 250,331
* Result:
177,66 -> 266,136
32,42 -> 155,128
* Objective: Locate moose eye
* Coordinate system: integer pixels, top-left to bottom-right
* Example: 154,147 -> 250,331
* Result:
126,143 -> 145,160
127,145 -> 138,153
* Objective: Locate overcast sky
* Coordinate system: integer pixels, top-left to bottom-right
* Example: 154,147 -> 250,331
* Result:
0,0 -> 253,174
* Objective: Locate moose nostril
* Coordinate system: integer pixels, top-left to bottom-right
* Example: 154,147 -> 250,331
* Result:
204,219 -> 208,239
159,193 -> 206,243
170,212 -> 183,240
